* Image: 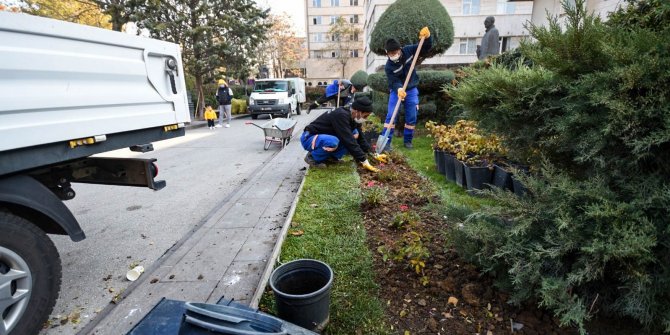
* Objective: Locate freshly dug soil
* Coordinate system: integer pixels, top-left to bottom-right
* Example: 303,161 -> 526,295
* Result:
358,157 -> 573,335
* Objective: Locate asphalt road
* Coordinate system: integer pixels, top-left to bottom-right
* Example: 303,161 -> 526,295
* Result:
40,113 -> 312,334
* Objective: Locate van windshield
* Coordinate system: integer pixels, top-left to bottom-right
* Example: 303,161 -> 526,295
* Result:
254,81 -> 288,92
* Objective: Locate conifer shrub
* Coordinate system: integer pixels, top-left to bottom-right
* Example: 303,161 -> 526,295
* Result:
448,0 -> 670,332
369,0 -> 454,58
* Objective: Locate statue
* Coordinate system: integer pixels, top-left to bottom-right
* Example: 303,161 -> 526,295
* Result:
477,16 -> 500,60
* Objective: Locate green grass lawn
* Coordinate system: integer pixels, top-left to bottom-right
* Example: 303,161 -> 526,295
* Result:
263,162 -> 389,334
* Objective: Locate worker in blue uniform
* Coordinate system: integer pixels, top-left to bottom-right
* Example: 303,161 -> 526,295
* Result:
382,26 -> 433,150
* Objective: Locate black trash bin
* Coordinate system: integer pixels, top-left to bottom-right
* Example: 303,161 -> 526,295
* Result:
270,259 -> 333,332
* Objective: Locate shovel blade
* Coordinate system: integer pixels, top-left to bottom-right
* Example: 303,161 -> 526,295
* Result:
375,135 -> 389,154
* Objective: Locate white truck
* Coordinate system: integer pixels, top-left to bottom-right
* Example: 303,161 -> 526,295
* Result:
0,12 -> 190,335
248,77 -> 306,119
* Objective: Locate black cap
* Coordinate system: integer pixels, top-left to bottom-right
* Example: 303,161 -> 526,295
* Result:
385,38 -> 401,52
351,96 -> 373,113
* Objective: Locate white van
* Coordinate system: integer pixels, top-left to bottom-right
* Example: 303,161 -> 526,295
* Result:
248,78 -> 306,119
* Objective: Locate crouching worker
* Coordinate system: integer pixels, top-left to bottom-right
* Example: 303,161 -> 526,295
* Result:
301,96 -> 387,172
307,79 -> 355,114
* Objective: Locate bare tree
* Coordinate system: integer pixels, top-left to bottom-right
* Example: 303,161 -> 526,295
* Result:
327,16 -> 361,79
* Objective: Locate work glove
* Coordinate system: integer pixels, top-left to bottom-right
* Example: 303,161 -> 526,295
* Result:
361,160 -> 380,173
372,153 -> 388,164
397,88 -> 407,101
307,102 -> 319,114
419,26 -> 430,39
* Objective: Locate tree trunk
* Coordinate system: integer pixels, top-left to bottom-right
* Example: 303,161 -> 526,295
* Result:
341,62 -> 346,79
195,75 -> 205,120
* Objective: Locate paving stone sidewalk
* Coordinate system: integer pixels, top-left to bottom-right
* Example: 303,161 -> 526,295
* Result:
83,112 -> 317,335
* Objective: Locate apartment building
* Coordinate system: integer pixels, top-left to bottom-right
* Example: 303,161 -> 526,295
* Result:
363,0 -> 533,73
304,0 -> 366,86
527,0 -> 623,27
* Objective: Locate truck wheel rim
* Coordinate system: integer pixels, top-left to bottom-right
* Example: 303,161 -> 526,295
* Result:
0,246 -> 32,335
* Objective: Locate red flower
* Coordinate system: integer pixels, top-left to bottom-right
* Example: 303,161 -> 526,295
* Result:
366,181 -> 376,187
399,205 -> 409,212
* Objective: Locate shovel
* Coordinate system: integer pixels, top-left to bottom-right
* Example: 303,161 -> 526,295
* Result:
375,36 -> 426,154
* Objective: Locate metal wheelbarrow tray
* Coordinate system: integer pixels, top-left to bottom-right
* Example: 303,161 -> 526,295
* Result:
246,118 -> 298,150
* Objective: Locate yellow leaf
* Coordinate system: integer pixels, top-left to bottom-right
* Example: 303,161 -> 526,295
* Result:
289,229 -> 304,237
404,331 -> 410,335
448,296 -> 458,306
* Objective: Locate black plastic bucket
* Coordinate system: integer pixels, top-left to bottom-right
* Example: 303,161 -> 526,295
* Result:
270,259 -> 333,332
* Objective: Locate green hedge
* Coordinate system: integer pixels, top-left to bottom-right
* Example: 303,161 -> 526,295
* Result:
368,70 -> 455,95
369,0 -> 454,58
350,70 -> 369,90
448,1 -> 670,332
306,86 -> 324,102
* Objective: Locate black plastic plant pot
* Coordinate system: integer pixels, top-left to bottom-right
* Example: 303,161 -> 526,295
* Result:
270,259 -> 333,332
492,165 -> 514,191
434,150 -> 446,174
443,153 -> 457,182
464,165 -> 493,191
363,130 -> 379,147
512,175 -> 528,197
453,159 -> 467,188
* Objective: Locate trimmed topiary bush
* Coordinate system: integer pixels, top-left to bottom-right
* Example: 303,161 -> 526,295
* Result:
369,0 -> 454,58
350,70 -> 369,90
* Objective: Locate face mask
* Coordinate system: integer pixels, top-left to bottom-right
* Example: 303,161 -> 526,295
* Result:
389,54 -> 400,62
355,118 -> 366,124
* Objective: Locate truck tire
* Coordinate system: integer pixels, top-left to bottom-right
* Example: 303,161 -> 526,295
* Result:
0,211 -> 61,335
251,114 -> 258,120
296,103 -> 301,115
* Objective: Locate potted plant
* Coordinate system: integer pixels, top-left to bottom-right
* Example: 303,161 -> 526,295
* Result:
450,121 -> 507,191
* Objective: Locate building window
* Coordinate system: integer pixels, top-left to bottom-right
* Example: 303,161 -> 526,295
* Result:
330,16 -> 339,24
311,33 -> 324,42
311,50 -> 323,59
349,15 -> 359,24
331,0 -> 339,6
350,0 -> 358,5
496,0 -> 515,14
312,0 -> 321,7
331,33 -> 340,41
312,16 -> 322,25
350,32 -> 359,41
500,36 -> 511,53
350,49 -> 359,57
331,50 -> 340,58
462,0 -> 480,15
459,38 -> 477,54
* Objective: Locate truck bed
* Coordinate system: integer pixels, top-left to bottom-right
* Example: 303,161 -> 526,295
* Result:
0,12 -> 191,175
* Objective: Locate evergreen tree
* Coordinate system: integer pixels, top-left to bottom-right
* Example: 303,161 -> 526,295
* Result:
138,0 -> 268,118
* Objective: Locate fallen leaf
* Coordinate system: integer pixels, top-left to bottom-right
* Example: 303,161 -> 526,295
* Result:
399,310 -> 407,317
487,303 -> 491,311
197,274 -> 204,280
108,288 -> 115,293
150,278 -> 159,284
459,309 -> 468,317
487,331 -> 493,335
442,312 -> 454,319
417,299 -> 427,306
404,331 -> 410,335
310,203 -> 318,208
448,296 -> 458,306
289,229 -> 304,237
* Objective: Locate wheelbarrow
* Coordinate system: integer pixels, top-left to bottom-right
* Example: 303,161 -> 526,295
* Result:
246,118 -> 298,150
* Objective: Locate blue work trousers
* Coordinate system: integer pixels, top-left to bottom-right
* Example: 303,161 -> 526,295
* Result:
300,132 -> 348,163
382,87 -> 419,143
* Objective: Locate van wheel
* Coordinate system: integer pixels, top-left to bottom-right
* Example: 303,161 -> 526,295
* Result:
296,104 -> 301,115
0,211 -> 61,335
251,114 -> 258,120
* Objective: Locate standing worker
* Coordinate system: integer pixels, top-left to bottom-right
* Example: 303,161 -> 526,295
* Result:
215,79 -> 233,128
301,96 -> 386,171
382,26 -> 433,150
